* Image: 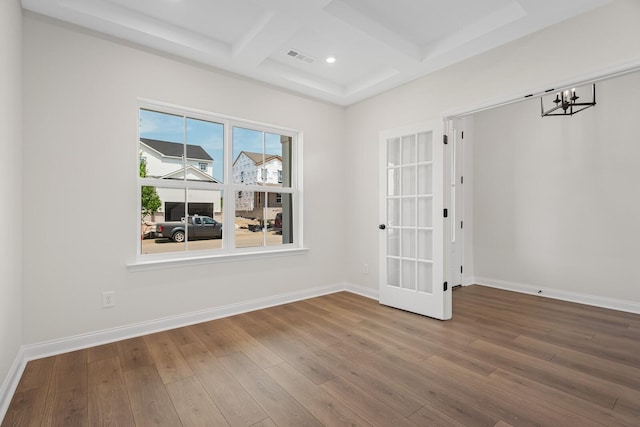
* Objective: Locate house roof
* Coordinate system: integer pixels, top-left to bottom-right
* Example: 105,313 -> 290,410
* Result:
140,138 -> 213,161
160,165 -> 220,183
235,151 -> 282,166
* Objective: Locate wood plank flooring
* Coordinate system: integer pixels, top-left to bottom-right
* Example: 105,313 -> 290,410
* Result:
3,285 -> 640,426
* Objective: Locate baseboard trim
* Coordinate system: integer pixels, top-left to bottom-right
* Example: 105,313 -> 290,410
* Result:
344,282 -> 379,300
0,281 -> 373,422
461,277 -> 476,287
0,347 -> 27,423
473,276 -> 640,315
22,283 -> 352,363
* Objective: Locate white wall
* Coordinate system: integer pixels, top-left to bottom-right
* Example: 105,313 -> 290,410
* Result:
22,14 -> 347,344
344,0 -> 640,300
473,72 -> 640,303
0,0 -> 23,403
16,0 -> 640,349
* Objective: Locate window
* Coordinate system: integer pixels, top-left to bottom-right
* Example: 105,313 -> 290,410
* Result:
138,101 -> 299,260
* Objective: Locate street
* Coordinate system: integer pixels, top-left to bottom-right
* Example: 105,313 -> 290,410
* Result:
141,228 -> 285,254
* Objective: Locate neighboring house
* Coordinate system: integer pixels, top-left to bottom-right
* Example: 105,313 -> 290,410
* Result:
233,151 -> 283,221
140,138 -> 221,221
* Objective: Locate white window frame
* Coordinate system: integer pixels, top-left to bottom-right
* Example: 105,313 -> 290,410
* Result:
133,99 -> 304,268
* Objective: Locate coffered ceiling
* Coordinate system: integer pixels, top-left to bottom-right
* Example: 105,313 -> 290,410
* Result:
22,0 -> 610,106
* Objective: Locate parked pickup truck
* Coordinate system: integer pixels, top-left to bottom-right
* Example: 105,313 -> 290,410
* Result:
156,216 -> 223,242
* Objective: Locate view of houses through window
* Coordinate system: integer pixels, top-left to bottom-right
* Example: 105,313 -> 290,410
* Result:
138,106 -> 295,256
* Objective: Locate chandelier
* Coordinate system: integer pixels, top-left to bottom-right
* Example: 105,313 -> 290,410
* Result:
541,84 -> 596,117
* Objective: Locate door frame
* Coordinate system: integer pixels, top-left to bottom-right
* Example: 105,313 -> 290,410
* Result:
447,118 -> 465,288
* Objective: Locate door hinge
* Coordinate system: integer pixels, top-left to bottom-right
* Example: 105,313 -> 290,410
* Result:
461,176 -> 464,184
443,208 -> 448,218
443,282 -> 448,291
461,266 -> 463,274
461,221 -> 463,229
443,134 -> 448,145
461,131 -> 464,139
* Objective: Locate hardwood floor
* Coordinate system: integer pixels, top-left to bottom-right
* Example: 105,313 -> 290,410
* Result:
4,285 -> 640,426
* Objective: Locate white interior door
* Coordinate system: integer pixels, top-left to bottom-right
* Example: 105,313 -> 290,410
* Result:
379,121 -> 452,320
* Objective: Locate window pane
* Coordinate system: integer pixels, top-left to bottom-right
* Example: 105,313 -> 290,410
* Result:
402,197 -> 415,227
141,186 -> 186,254
139,109 -> 185,179
235,190 -> 264,248
233,127 -> 290,188
267,193 -> 293,246
186,118 -> 224,183
418,164 -> 432,195
387,137 -> 401,167
402,260 -> 416,290
401,134 -> 416,165
234,191 -> 293,248
388,198 -> 400,227
402,165 -> 416,195
402,229 -> 415,258
387,228 -> 400,257
418,196 -> 432,228
233,127 -> 263,186
388,258 -> 400,287
184,189 -> 223,252
417,229 -> 432,261
141,187 -> 224,254
275,134 -> 292,187
387,168 -> 400,196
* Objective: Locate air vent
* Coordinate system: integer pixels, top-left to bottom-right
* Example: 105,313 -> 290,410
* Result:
286,49 -> 315,64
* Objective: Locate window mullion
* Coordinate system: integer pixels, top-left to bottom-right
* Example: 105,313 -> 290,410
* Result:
182,116 -> 189,248
223,118 -> 235,250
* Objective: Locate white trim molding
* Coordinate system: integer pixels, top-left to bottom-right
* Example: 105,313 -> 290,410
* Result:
1,281 -> 382,422
0,348 -> 27,424
21,282 -> 344,362
344,282 -> 379,300
473,276 -> 640,315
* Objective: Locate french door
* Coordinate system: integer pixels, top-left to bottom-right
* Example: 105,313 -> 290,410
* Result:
378,121 -> 451,320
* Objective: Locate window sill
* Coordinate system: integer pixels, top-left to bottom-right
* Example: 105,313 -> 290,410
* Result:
127,247 -> 309,272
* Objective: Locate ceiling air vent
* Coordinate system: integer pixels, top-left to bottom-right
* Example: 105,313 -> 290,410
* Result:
286,49 -> 315,64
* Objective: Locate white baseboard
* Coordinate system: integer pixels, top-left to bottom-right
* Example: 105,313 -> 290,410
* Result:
0,347 -> 26,424
473,276 -> 640,315
461,277 -> 476,287
0,281 -> 381,422
344,282 -> 379,300
21,282 -> 349,362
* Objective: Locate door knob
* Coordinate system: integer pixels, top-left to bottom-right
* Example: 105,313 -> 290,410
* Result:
379,224 -> 386,230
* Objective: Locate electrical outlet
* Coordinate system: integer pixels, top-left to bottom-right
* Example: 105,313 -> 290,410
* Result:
102,291 -> 115,308
363,263 -> 369,275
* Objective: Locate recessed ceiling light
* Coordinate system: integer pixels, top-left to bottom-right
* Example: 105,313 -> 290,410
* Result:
326,56 -> 336,64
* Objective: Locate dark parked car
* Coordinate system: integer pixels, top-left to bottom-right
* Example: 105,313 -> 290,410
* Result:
156,216 -> 222,242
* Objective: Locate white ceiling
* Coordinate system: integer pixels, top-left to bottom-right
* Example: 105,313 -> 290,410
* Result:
22,0 -> 611,106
